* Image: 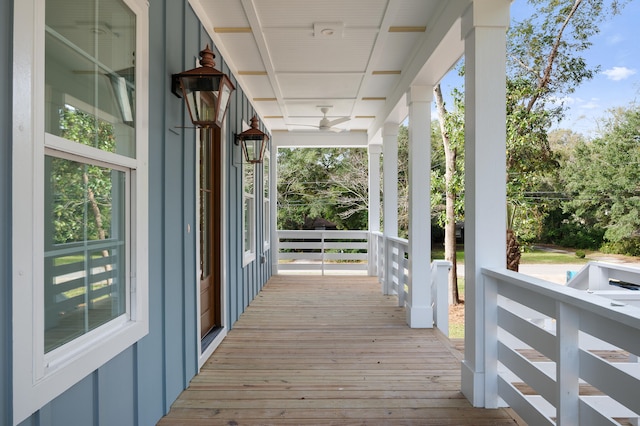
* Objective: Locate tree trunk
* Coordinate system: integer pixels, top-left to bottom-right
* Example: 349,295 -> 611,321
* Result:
83,172 -> 112,272
506,228 -> 521,272
434,84 -> 460,305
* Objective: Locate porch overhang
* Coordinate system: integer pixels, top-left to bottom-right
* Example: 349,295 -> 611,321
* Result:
189,0 -> 469,143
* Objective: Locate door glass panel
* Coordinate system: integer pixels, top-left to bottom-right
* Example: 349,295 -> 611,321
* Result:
200,133 -> 211,280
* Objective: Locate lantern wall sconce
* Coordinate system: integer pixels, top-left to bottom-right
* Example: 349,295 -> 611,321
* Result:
235,116 -> 269,164
171,44 -> 235,128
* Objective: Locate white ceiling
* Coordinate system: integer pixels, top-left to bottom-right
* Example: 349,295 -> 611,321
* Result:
190,0 -> 471,141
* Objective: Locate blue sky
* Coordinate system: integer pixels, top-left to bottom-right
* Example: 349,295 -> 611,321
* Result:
436,0 -> 640,137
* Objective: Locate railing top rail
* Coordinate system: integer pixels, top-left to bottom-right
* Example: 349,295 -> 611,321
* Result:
278,229 -> 368,237
584,260 -> 640,272
483,267 -> 640,329
386,235 -> 409,245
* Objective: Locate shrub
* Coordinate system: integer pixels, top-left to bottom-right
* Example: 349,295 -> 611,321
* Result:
540,209 -> 604,249
600,238 -> 640,257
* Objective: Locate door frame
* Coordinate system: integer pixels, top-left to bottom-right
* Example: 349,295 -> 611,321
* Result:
196,123 -> 228,368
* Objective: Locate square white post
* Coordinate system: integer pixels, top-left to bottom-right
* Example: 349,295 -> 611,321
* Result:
406,86 -> 433,328
368,144 -> 382,276
271,144 -> 279,274
382,122 -> 399,294
460,0 -> 511,407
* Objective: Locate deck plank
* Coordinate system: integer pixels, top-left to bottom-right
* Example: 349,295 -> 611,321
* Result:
159,275 -> 519,425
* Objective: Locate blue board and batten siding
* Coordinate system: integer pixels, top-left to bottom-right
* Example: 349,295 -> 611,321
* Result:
3,1 -> 272,425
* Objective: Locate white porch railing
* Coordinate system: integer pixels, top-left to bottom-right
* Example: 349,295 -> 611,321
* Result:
277,230 -> 369,274
567,261 -> 640,308
482,267 -> 640,425
277,230 -> 450,332
370,231 -> 450,335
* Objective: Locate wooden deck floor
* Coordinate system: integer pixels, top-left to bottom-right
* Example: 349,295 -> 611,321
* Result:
158,275 -> 519,425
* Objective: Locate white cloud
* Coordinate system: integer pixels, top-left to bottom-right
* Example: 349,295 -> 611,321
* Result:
550,96 -> 577,106
580,100 -> 600,110
602,66 -> 637,81
606,34 -> 624,45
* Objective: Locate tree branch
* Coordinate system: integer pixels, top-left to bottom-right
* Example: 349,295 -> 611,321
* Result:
526,0 -> 583,112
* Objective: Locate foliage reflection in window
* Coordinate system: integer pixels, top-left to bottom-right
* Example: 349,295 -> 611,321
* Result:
44,108 -> 126,353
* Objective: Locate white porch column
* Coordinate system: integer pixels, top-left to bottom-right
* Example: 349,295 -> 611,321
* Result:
270,144 -> 279,274
406,86 -> 433,328
382,123 -> 399,237
368,144 -> 382,276
382,122 -> 399,294
460,0 -> 510,408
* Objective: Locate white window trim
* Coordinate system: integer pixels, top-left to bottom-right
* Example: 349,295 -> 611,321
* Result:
11,0 -> 149,424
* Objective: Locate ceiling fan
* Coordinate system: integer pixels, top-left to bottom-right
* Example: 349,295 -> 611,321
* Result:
289,106 -> 350,132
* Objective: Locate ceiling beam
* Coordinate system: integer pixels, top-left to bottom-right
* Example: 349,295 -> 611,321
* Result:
273,130 -> 368,148
368,0 -> 469,142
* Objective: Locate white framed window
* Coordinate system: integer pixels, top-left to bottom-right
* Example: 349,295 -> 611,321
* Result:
242,154 -> 256,265
263,150 -> 271,251
12,0 -> 149,423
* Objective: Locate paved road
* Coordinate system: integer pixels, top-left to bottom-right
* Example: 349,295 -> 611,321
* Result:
457,256 -> 640,285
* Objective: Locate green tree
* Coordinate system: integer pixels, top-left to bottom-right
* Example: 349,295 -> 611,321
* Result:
277,147 -> 368,230
51,108 -> 116,244
504,0 -> 628,268
427,0 -> 628,271
538,129 -> 605,248
561,106 -> 640,254
433,85 -> 465,304
395,123 -> 444,240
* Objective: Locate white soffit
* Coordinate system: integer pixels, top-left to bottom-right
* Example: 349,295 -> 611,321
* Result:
190,0 -> 471,144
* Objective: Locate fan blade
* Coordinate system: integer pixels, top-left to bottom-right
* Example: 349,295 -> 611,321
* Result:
327,116 -> 350,127
286,123 -> 319,128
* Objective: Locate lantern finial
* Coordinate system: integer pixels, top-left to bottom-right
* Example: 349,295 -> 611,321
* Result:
199,45 -> 216,68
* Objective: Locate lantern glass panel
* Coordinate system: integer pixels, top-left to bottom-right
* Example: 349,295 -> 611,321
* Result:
216,82 -> 232,125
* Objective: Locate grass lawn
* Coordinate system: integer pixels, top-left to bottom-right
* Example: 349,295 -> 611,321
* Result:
520,250 -> 589,264
432,245 -> 593,265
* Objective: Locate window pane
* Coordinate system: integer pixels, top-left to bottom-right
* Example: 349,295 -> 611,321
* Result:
243,157 -> 255,256
244,196 -> 251,252
263,154 -> 269,199
264,200 -> 270,246
243,162 -> 254,194
44,156 -> 126,353
45,0 -> 136,157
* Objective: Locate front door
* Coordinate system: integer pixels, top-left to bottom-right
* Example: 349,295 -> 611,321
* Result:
200,127 -> 222,339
